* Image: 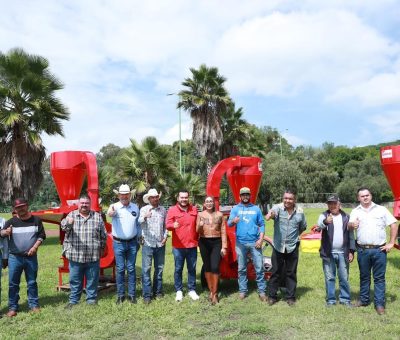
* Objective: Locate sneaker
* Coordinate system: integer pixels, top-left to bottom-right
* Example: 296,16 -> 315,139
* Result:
267,297 -> 277,306
30,307 -> 41,313
116,296 -> 125,305
6,310 -> 17,317
259,294 -> 267,302
64,303 -> 76,310
175,290 -> 183,302
128,296 -> 137,304
143,298 -> 151,305
188,290 -> 200,301
376,306 -> 385,315
287,299 -> 296,306
239,293 -> 247,300
354,300 -> 369,307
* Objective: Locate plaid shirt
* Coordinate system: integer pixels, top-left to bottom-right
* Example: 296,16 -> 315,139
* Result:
61,210 -> 107,263
138,204 -> 167,247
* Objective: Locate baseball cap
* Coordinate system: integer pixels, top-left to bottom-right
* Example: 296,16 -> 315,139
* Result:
239,187 -> 251,195
326,194 -> 340,202
13,198 -> 28,208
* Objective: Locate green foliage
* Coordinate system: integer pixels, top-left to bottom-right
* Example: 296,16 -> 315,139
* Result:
336,155 -> 391,203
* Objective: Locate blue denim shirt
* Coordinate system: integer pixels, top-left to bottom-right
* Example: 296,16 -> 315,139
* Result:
270,203 -> 307,253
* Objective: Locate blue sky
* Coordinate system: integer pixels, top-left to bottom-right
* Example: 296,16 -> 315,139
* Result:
1,0 -> 399,154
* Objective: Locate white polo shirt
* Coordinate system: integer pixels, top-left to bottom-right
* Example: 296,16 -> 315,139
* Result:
349,202 -> 397,246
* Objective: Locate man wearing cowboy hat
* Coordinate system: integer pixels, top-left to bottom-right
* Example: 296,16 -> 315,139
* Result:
138,188 -> 167,304
107,184 -> 141,304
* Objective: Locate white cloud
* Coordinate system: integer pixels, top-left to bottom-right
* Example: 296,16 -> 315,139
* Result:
214,10 -> 399,101
1,0 -> 400,153
369,111 -> 400,136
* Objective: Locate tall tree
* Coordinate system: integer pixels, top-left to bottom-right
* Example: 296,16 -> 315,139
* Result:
0,48 -> 69,202
178,64 -> 231,170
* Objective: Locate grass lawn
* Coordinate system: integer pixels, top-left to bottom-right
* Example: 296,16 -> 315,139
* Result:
1,208 -> 400,339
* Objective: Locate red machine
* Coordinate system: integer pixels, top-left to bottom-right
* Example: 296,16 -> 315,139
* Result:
206,156 -> 272,281
33,151 -> 115,289
380,145 -> 400,250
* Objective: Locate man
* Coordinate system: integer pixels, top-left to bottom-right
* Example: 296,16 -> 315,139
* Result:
349,187 -> 398,315
61,195 -> 107,308
316,194 -> 355,307
166,190 -> 199,302
265,189 -> 307,306
1,198 -> 46,317
227,187 -> 267,301
0,216 -> 9,309
107,184 -> 141,304
138,188 -> 167,304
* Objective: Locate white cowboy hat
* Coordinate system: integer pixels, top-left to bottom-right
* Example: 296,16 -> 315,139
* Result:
113,184 -> 132,195
143,188 -> 162,204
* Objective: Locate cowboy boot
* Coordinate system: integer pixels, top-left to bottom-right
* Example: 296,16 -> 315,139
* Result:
211,273 -> 219,305
204,272 -> 213,301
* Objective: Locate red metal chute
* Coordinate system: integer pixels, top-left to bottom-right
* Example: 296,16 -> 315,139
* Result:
33,151 -> 115,290
205,156 -> 270,280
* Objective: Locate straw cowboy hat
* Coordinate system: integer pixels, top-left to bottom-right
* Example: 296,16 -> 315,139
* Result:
113,184 -> 135,196
143,188 -> 162,204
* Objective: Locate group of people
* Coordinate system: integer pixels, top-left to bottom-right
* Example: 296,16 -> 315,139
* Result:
0,185 -> 397,317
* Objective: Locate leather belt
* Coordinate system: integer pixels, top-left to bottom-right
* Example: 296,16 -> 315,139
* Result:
356,243 -> 385,249
113,236 -> 137,242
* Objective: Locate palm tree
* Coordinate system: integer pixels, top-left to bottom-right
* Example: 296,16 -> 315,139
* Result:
0,48 -> 69,202
220,102 -> 252,159
178,64 -> 231,171
120,136 -> 177,204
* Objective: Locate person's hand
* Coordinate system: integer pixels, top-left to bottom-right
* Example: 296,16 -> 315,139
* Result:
350,217 -> 360,229
108,204 -> 117,217
381,243 -> 394,253
173,221 -> 180,229
324,213 -> 333,224
161,237 -> 167,246
3,225 -> 12,236
144,209 -> 152,219
265,211 -> 275,220
255,238 -> 263,249
348,253 -> 354,263
220,248 -> 227,257
2,259 -> 8,269
66,216 -> 74,225
232,216 -> 240,224
198,218 -> 205,227
27,246 -> 38,256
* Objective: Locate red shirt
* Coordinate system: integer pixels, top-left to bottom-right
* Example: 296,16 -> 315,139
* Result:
166,204 -> 198,248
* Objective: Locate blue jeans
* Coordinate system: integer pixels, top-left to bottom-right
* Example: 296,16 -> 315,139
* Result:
113,238 -> 139,297
8,254 -> 39,311
172,247 -> 197,292
141,245 -> 165,299
69,260 -> 100,304
236,242 -> 266,295
357,247 -> 386,307
322,252 -> 350,305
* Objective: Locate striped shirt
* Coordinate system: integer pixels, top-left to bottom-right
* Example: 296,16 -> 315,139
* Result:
5,216 -> 46,256
138,204 -> 167,247
61,210 -> 107,263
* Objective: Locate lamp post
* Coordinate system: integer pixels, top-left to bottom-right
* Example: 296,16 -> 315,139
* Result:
167,93 -> 182,175
279,129 -> 288,158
